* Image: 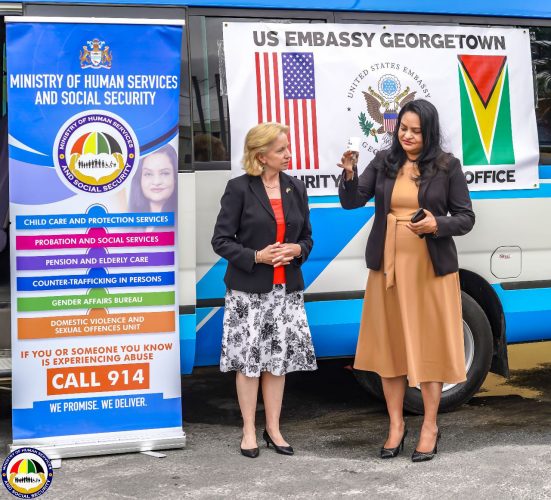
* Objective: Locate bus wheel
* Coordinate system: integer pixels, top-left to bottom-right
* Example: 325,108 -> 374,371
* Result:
353,369 -> 384,401
354,292 -> 493,414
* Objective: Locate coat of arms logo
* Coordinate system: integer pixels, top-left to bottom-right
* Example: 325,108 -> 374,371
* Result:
359,74 -> 416,142
80,38 -> 112,69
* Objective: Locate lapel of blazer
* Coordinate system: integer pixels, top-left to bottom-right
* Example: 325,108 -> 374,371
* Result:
249,175 -> 275,220
418,173 -> 434,207
280,173 -> 293,221
383,175 -> 396,215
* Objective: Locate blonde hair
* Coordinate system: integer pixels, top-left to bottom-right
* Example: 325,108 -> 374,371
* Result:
242,122 -> 289,176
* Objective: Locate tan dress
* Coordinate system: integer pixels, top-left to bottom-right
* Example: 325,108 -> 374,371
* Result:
354,169 -> 466,387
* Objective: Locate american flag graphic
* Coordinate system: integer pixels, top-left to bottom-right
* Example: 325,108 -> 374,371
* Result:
383,112 -> 398,133
254,52 -> 319,170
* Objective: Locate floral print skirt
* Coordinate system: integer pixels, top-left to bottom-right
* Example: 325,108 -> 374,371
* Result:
220,285 -> 317,377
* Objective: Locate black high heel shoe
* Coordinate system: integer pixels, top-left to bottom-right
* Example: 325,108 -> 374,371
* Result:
240,435 -> 259,458
240,446 -> 259,458
263,429 -> 294,456
380,428 -> 408,459
411,430 -> 441,462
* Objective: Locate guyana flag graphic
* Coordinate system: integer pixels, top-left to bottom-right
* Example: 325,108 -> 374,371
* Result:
458,55 -> 515,166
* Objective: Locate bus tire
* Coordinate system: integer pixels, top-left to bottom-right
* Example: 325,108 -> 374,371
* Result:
354,292 -> 493,414
353,369 -> 384,401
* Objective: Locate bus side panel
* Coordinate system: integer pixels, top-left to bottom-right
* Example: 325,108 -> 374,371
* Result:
178,172 -> 197,374
180,313 -> 197,374
456,182 -> 551,345
194,170 -> 230,368
494,286 -> 551,343
194,176 -> 376,364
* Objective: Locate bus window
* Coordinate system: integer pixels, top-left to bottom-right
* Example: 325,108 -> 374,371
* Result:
188,13 -> 330,169
532,27 -> 551,164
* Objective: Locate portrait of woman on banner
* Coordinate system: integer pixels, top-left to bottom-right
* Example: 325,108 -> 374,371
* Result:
129,143 -> 178,216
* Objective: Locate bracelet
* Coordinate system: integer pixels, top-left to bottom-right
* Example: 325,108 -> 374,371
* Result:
254,250 -> 258,264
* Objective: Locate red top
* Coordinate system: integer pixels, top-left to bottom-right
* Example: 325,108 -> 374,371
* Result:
269,198 -> 286,285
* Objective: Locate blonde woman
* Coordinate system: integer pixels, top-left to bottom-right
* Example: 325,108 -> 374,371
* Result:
212,122 -> 316,458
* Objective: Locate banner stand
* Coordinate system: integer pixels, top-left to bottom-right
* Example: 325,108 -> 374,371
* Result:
7,17 -> 186,459
10,428 -> 186,460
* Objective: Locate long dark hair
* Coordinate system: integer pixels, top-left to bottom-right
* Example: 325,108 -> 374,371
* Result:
129,143 -> 178,213
383,99 -> 449,180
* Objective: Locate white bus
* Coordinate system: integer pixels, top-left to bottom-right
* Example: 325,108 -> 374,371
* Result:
0,0 -> 550,413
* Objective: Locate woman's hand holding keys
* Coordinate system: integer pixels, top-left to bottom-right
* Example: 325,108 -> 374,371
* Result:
337,150 -> 358,181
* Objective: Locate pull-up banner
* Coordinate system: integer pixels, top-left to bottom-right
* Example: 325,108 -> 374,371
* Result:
223,23 -> 540,193
6,17 -> 185,458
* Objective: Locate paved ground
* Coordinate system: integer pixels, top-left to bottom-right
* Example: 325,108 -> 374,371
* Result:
1,350 -> 551,499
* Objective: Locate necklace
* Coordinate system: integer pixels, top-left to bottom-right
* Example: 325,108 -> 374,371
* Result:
402,158 -> 419,179
262,179 -> 280,189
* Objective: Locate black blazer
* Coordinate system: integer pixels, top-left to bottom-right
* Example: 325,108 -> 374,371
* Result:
211,172 -> 313,293
339,150 -> 475,276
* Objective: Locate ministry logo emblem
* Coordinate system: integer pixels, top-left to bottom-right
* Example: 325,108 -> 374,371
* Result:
80,38 -> 113,69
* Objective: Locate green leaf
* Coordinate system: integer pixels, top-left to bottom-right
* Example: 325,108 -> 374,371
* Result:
358,112 -> 373,138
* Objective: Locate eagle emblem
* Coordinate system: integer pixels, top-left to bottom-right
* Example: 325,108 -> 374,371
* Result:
359,74 -> 416,142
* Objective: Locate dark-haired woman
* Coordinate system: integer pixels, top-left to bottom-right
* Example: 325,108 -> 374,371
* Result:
338,99 -> 474,462
129,143 -> 178,214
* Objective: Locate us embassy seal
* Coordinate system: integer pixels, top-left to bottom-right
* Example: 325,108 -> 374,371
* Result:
346,62 -> 432,153
2,447 -> 53,498
54,110 -> 139,194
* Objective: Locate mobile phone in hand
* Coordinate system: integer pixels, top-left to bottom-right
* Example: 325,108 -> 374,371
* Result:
411,208 -> 426,223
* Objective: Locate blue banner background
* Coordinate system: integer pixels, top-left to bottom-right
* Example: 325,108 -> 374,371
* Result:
8,21 -> 184,444
7,23 -> 182,164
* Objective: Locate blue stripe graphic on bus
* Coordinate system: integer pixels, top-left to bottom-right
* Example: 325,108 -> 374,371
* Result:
493,284 -> 551,343
195,206 -> 375,362
196,259 -> 228,300
506,311 -> 551,343
302,206 -> 374,288
179,313 -> 196,375
196,307 -> 216,326
195,307 -> 225,366
302,299 -> 363,357
194,298 -> 364,365
17,269 -> 175,291
196,205 -> 374,300
493,284 -> 551,312
540,165 -> 551,179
